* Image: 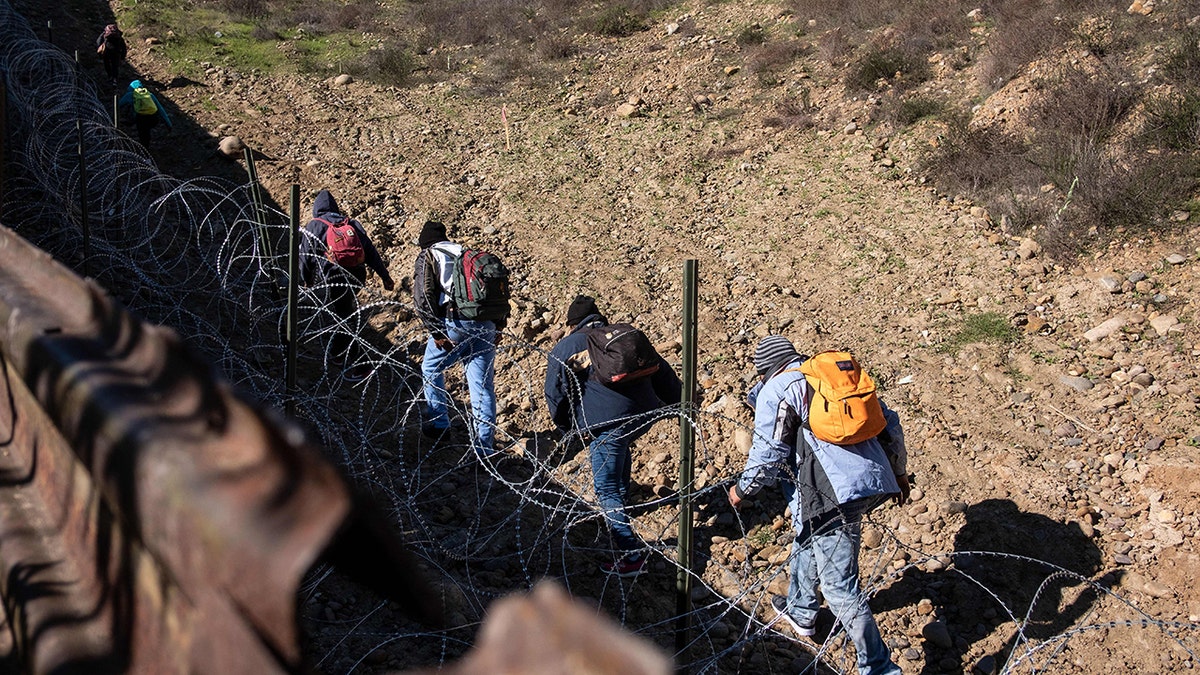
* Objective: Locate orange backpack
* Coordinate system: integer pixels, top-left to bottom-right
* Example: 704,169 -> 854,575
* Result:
793,350 -> 886,445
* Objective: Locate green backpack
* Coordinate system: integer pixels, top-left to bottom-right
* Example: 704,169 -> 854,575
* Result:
132,87 -> 157,115
451,249 -> 511,323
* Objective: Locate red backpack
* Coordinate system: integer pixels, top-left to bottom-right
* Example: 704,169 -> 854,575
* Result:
316,217 -> 366,267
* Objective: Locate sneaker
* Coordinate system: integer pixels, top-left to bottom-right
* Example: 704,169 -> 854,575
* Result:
344,364 -> 372,382
600,556 -> 646,578
771,595 -> 816,637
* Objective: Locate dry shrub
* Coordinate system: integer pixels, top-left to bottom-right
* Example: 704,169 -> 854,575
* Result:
886,93 -> 946,126
847,45 -> 930,92
816,27 -> 852,64
347,41 -> 414,87
206,0 -> 267,19
1141,93 -> 1200,151
334,1 -> 380,30
1163,27 -> 1200,88
592,5 -> 644,37
763,95 -> 816,129
978,0 -> 1115,91
1028,66 -> 1138,141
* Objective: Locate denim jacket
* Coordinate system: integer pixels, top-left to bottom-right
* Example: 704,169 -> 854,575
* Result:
736,359 -> 906,527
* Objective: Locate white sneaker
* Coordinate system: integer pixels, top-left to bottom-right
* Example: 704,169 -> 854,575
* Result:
771,595 -> 816,637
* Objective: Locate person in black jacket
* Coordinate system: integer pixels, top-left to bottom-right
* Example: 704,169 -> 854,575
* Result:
95,23 -> 127,87
299,189 -> 394,382
412,220 -> 503,457
544,296 -> 681,577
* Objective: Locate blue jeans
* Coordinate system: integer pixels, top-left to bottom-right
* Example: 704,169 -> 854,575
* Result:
785,507 -> 901,675
588,426 -> 640,556
422,318 -> 496,454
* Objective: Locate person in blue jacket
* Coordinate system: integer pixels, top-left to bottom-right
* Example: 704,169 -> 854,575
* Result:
544,296 -> 681,577
728,335 -> 908,675
300,189 -> 394,382
118,79 -> 172,148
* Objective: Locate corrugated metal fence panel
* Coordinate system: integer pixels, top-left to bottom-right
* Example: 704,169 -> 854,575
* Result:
0,224 -> 352,673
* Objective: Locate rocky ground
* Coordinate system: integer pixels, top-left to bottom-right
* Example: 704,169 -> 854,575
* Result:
22,0 -> 1200,671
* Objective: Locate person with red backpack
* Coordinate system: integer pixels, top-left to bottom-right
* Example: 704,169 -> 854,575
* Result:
413,220 -> 510,458
300,189 -> 395,382
95,23 -> 128,87
543,296 -> 681,576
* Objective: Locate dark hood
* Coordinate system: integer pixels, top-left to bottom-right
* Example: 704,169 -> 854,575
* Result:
312,189 -> 342,218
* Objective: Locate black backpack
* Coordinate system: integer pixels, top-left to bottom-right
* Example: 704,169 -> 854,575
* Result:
585,324 -> 660,386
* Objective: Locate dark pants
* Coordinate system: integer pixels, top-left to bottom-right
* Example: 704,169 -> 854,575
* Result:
134,113 -> 158,147
328,264 -> 367,364
102,54 -> 122,82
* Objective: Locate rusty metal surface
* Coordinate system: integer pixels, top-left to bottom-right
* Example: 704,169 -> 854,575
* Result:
0,224 -> 355,673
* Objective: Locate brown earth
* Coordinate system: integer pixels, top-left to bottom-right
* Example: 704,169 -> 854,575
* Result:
23,0 -> 1200,672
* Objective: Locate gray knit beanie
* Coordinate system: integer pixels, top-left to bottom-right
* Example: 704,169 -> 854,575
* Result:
753,335 -> 800,376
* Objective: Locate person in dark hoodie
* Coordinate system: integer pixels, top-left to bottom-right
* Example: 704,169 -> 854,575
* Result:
300,189 -> 395,382
117,79 -> 172,148
543,295 -> 681,577
95,23 -> 128,87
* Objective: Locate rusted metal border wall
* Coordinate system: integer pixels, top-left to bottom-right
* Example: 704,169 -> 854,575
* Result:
0,224 -> 353,674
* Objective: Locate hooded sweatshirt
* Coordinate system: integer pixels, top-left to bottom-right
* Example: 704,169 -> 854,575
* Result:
299,189 -> 392,287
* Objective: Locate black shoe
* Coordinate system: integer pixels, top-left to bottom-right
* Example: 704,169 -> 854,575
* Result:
771,595 -> 816,637
422,424 -> 448,440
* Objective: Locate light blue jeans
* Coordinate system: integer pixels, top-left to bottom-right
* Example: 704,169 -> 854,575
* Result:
786,506 -> 901,675
422,318 -> 496,454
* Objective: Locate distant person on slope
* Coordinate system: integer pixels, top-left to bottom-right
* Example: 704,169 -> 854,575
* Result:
118,79 -> 171,148
728,335 -> 908,675
544,295 -> 681,577
95,23 -> 127,87
299,189 -> 395,383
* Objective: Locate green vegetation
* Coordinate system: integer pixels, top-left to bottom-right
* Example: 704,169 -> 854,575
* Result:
941,312 -> 1018,353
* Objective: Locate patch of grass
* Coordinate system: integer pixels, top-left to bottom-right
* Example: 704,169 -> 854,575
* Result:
941,312 -> 1018,353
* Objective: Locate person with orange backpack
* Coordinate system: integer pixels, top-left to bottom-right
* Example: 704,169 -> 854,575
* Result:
117,79 -> 172,148
300,189 -> 395,382
728,335 -> 908,675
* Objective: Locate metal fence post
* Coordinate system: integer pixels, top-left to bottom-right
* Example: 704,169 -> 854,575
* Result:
286,184 -> 300,417
675,259 -> 699,669
75,52 -> 90,278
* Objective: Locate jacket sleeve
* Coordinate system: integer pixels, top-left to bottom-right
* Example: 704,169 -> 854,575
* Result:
879,401 -> 908,476
413,249 -> 447,341
650,357 -> 682,406
298,220 -> 325,286
735,383 -> 799,499
544,346 -> 583,433
354,221 -> 393,284
152,93 -> 172,127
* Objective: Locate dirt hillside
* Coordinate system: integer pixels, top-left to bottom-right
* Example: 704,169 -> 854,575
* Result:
23,0 -> 1200,671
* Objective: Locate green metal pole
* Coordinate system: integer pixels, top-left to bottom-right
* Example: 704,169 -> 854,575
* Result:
675,258 -> 699,669
285,184 -> 300,417
243,145 -> 272,260
76,52 -> 90,279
